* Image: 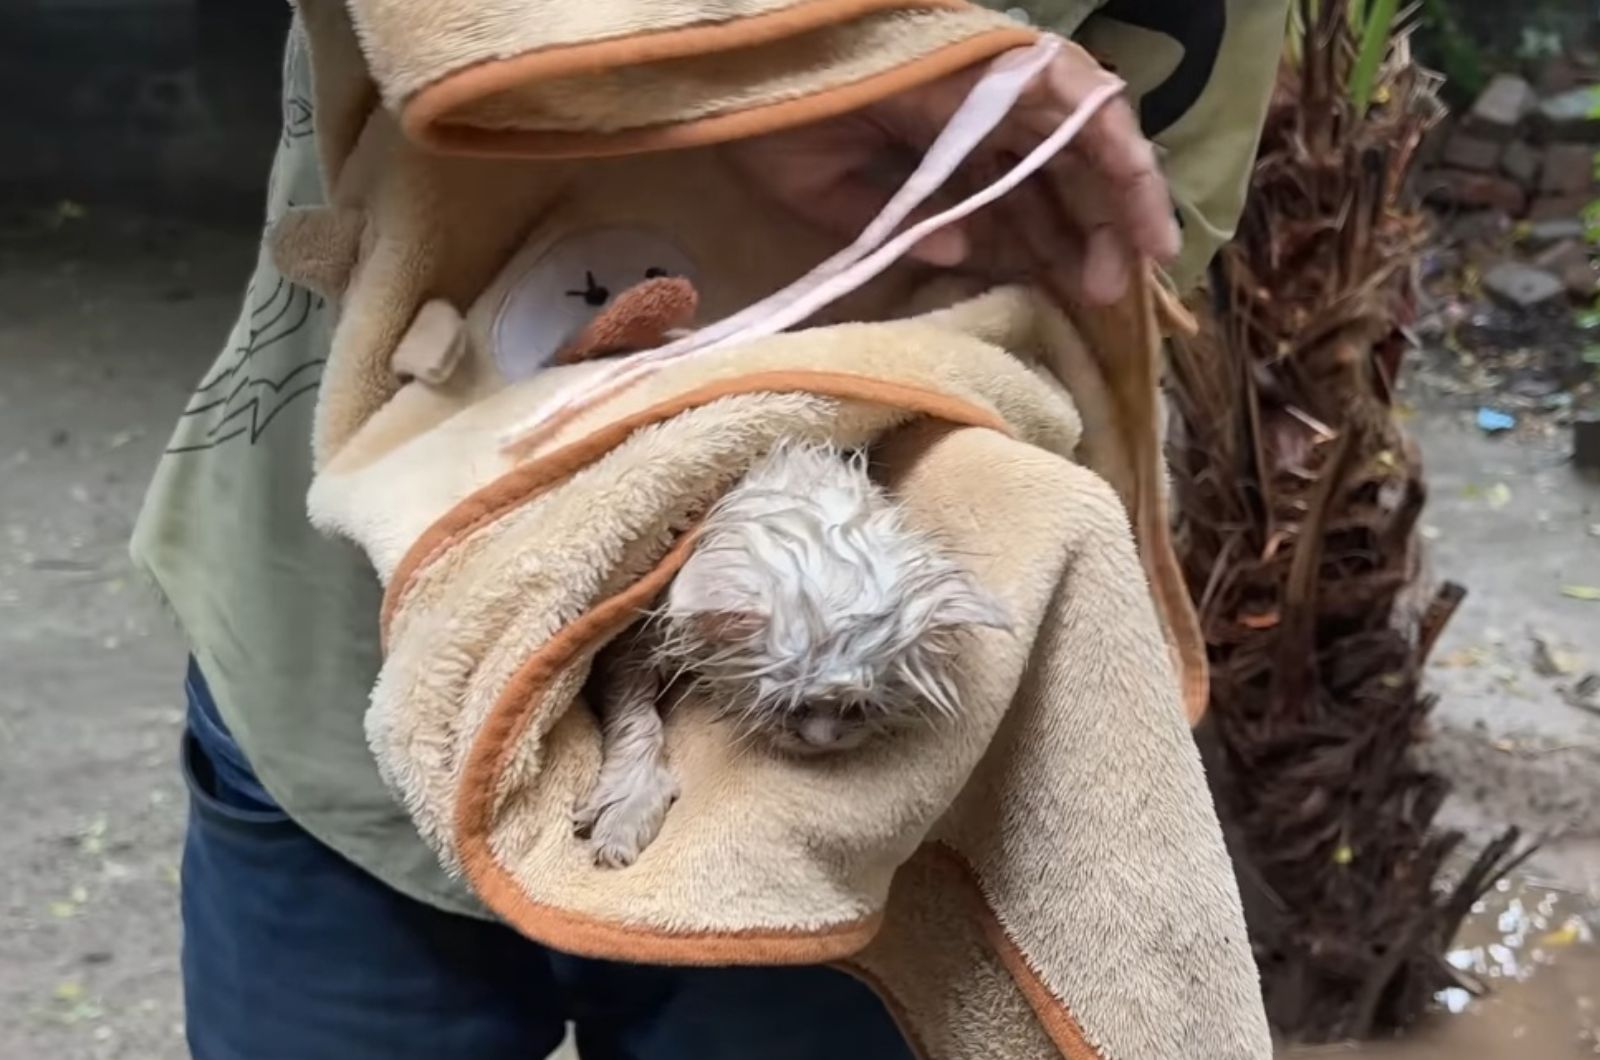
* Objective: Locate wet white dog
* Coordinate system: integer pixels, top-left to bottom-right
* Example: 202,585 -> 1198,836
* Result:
572,442 -> 1008,867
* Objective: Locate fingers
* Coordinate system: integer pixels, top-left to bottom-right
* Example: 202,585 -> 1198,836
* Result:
1032,154 -> 1134,305
1014,46 -> 1180,271
725,125 -> 970,267
978,146 -> 1132,305
1067,95 -> 1179,266
788,173 -> 971,267
721,39 -> 1179,295
1079,223 -> 1132,305
990,172 -> 1083,287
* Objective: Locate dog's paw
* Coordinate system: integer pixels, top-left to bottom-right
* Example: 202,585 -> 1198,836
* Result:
586,765 -> 680,869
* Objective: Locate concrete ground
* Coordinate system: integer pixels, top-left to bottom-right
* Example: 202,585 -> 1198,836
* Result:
1406,400 -> 1600,897
1,210 -> 1596,1058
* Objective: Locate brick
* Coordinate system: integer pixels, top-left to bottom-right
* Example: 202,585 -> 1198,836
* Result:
1530,240 -> 1598,298
1500,140 -> 1542,187
1537,57 -> 1582,96
1441,131 -> 1502,172
1528,193 -> 1594,222
1524,219 -> 1587,248
1421,169 -> 1527,215
1536,86 -> 1600,142
1540,143 -> 1597,194
1482,261 -> 1565,309
1562,261 -> 1599,299
1467,74 -> 1537,140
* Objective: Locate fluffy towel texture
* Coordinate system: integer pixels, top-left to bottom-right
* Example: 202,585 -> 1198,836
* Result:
287,134 -> 1265,1060
328,0 -> 1043,155
285,3 -> 1268,1056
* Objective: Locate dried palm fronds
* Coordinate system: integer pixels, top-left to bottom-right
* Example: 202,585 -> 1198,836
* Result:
1167,0 -> 1531,1040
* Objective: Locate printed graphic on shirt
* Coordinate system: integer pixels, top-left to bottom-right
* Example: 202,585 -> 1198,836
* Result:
165,275 -> 326,454
166,34 -> 326,455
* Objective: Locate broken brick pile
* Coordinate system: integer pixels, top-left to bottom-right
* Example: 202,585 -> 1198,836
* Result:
1421,67 -> 1598,310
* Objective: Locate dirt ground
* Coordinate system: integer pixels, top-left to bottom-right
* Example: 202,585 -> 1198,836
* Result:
1,210 -> 1596,1059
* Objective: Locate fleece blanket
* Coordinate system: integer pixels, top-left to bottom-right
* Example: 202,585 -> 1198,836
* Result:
283,2 -> 1271,1057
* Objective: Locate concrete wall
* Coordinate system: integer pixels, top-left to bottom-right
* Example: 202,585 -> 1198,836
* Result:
0,0 -> 290,222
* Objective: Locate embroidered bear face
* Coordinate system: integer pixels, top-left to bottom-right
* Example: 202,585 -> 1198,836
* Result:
491,226 -> 700,381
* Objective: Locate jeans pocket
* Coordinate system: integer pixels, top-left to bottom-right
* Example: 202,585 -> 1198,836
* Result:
182,730 -> 294,830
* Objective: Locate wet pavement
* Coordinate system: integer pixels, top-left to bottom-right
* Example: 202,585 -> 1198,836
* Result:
1281,877 -> 1600,1058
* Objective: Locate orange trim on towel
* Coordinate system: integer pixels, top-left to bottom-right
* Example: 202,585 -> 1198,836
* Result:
925,844 -> 1106,1060
390,368 -> 1171,1057
836,956 -> 937,1060
837,846 -> 1103,1060
424,373 -> 1005,963
402,0 -> 1036,157
1125,275 -> 1208,724
1142,487 -> 1208,723
988,934 -> 1105,1060
451,529 -> 889,965
379,370 -> 1012,645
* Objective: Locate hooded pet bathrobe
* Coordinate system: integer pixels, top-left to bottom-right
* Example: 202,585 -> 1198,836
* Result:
279,2 -> 1272,1058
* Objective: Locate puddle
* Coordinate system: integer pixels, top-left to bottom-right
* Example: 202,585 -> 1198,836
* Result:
1279,877 -> 1600,1059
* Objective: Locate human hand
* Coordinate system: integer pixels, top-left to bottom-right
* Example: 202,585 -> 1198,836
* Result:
725,39 -> 1179,306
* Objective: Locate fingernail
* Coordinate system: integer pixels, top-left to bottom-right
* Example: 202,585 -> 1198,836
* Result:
914,229 -> 968,268
1085,263 -> 1129,306
1158,215 -> 1181,262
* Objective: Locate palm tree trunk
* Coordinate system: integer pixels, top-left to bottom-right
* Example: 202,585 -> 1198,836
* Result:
1166,0 -> 1530,1040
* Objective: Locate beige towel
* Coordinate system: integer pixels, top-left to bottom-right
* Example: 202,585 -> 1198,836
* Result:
331,0 -> 1038,156
277,3 -> 1269,1056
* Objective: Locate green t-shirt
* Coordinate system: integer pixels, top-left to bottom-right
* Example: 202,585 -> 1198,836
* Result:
131,23 -> 480,914
132,1 -> 1286,915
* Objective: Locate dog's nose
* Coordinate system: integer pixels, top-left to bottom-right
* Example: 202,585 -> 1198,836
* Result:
796,713 -> 844,749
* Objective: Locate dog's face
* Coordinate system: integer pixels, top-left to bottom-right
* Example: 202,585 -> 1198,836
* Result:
658,444 -> 1008,755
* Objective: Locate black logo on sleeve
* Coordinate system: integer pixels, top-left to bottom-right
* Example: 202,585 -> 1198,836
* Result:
1099,0 -> 1227,136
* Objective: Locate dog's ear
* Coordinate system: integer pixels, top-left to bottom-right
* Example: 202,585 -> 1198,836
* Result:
922,568 -> 1010,633
666,552 -> 768,643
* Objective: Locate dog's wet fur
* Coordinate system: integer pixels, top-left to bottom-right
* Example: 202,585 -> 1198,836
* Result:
574,443 -> 1007,867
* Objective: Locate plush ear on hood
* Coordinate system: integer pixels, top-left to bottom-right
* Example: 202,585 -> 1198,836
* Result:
267,205 -> 366,301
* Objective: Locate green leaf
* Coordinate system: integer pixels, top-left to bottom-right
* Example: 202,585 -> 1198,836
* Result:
1562,585 -> 1600,602
1349,0 -> 1399,116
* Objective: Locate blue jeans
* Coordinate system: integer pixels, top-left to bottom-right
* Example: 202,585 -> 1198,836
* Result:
180,661 -> 912,1060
